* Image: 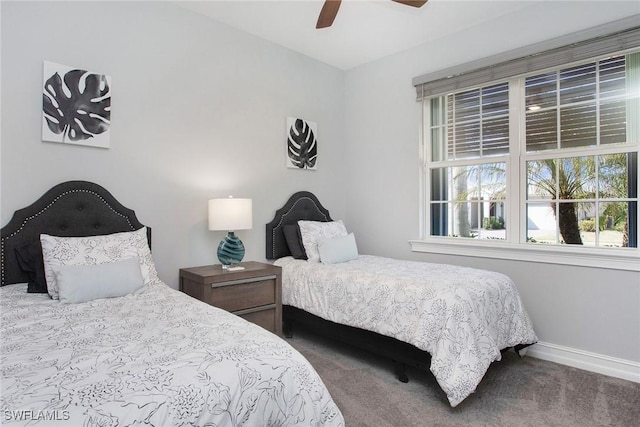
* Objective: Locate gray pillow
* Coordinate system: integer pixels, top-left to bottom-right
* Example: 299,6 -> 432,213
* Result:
14,241 -> 48,293
283,224 -> 308,260
55,257 -> 145,304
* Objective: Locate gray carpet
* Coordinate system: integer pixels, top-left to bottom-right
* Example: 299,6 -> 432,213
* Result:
286,330 -> 640,427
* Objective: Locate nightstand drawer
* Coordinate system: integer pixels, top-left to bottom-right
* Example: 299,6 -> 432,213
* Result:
210,277 -> 276,312
238,308 -> 277,334
179,262 -> 282,336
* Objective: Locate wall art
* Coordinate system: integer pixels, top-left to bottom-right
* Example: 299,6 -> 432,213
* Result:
286,117 -> 317,170
42,60 -> 111,148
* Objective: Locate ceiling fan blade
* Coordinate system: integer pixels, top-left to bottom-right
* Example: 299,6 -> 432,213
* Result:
316,0 -> 342,29
392,0 -> 428,7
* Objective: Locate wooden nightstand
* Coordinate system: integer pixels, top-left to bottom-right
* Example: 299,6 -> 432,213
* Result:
179,261 -> 282,336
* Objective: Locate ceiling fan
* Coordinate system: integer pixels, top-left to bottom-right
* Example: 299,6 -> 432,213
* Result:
316,0 -> 428,29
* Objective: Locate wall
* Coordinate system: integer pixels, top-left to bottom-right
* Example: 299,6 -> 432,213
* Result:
0,1 -> 346,287
343,1 -> 640,370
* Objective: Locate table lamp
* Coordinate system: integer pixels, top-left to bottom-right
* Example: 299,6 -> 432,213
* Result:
208,197 -> 252,269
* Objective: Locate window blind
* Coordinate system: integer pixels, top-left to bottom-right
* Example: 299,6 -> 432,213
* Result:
413,15 -> 640,100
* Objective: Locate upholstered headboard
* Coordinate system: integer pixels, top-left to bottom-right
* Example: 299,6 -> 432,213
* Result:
265,191 -> 332,260
1,180 -> 150,286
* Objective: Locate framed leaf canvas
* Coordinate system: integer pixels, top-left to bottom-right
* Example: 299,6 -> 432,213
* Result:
286,117 -> 317,170
42,61 -> 111,148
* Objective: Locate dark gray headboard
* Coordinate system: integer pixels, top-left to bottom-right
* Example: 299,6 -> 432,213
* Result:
265,191 -> 332,260
1,180 -> 150,286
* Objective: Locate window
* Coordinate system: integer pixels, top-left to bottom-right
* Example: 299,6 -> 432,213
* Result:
523,55 -> 638,248
422,52 -> 639,256
429,83 -> 509,240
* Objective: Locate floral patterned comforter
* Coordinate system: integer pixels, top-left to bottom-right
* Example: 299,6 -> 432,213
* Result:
0,282 -> 344,426
275,255 -> 537,407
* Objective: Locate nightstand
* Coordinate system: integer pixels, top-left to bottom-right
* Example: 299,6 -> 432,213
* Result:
179,261 -> 282,336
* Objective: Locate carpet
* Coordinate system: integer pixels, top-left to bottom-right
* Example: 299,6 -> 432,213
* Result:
286,330 -> 640,427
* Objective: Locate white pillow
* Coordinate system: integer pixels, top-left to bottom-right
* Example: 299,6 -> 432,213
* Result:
55,257 -> 145,304
40,227 -> 158,299
297,220 -> 348,263
317,233 -> 358,264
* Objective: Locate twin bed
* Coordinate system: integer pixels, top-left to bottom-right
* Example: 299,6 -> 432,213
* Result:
0,181 -> 343,426
266,191 -> 538,407
1,181 -> 537,426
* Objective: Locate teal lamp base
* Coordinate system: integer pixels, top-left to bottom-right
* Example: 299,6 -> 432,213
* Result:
217,231 -> 245,268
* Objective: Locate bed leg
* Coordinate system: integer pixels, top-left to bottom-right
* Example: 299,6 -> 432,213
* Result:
514,343 -> 531,358
283,320 -> 293,338
394,361 -> 409,383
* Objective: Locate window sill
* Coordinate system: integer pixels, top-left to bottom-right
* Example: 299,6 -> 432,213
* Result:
409,239 -> 640,272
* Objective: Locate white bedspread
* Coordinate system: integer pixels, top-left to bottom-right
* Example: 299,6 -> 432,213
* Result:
0,282 -> 343,426
275,255 -> 537,407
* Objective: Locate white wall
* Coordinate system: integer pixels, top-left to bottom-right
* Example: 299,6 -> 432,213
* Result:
0,1 -> 346,287
343,1 -> 640,366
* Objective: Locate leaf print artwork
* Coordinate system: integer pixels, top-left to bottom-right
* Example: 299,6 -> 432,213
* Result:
42,61 -> 111,148
286,117 -> 318,170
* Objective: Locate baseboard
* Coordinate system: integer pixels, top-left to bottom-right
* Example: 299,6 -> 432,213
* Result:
524,341 -> 640,383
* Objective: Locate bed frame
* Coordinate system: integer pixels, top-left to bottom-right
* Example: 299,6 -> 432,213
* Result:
265,191 -> 431,382
1,180 -> 150,287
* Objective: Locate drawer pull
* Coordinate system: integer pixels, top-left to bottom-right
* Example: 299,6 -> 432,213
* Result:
211,274 -> 277,288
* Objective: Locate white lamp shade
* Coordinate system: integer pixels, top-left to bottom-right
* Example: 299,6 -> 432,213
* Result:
208,198 -> 252,231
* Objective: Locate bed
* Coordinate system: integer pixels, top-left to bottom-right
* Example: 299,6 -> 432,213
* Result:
265,191 -> 538,407
1,181 -> 344,426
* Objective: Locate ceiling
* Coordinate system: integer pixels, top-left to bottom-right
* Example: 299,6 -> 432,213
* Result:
175,0 -> 534,70
175,1 -> 639,70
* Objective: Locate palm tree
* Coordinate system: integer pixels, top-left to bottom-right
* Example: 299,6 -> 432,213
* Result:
527,154 -> 630,246
452,163 -> 505,238
527,158 -> 590,244
454,166 -> 472,237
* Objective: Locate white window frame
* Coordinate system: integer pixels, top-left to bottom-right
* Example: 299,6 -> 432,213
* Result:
412,55 -> 640,272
